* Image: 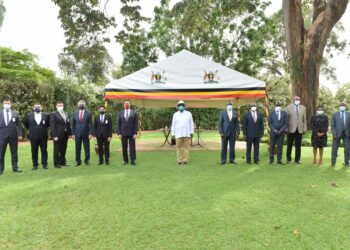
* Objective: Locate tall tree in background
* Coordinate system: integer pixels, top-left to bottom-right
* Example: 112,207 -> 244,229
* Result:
282,0 -> 348,121
115,0 -> 158,78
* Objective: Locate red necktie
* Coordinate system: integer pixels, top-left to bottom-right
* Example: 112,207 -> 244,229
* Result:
79,111 -> 83,123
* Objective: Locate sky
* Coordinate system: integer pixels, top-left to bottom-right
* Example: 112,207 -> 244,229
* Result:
0,0 -> 349,93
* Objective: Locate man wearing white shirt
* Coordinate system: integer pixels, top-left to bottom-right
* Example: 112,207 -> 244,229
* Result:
24,103 -> 50,170
171,100 -> 194,164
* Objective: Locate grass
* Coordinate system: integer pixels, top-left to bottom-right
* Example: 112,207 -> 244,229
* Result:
1,131 -> 350,249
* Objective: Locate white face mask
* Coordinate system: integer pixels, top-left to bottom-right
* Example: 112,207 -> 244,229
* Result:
316,111 -> 324,115
275,107 -> 281,112
251,107 -> 257,112
294,100 -> 300,106
340,106 -> 346,112
3,104 -> 11,110
227,105 -> 233,111
57,106 -> 64,112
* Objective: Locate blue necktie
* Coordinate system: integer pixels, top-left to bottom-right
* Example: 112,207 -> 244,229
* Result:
6,110 -> 9,126
342,112 -> 345,131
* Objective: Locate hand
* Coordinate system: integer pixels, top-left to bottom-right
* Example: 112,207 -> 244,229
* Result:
53,137 -> 58,141
133,135 -> 137,139
118,135 -> 122,139
236,134 -> 240,140
333,135 -> 337,140
72,135 -> 75,140
107,137 -> 111,142
220,133 -> 224,137
89,135 -> 92,140
274,129 -> 278,133
18,136 -> 23,140
317,132 -> 323,137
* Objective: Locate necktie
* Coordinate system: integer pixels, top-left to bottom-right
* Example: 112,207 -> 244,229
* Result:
296,106 -> 299,117
100,115 -> 103,123
228,111 -> 232,121
126,110 -> 129,121
79,111 -> 83,123
277,111 -> 280,121
342,112 -> 345,131
61,111 -> 66,122
6,110 -> 9,126
253,112 -> 257,122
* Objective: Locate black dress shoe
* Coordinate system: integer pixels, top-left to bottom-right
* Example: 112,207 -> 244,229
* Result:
84,161 -> 90,166
286,161 -> 291,164
106,162 -> 110,166
269,161 -> 274,164
295,161 -> 302,164
13,168 -> 22,173
230,161 -> 237,164
131,161 -> 136,166
32,166 -> 38,170
183,162 -> 188,165
247,162 -> 251,165
75,164 -> 81,167
177,162 -> 182,165
254,161 -> 259,165
43,166 -> 48,169
123,162 -> 128,165
98,163 -> 103,166
343,163 -> 349,167
330,163 -> 336,167
0,171 -> 3,175
221,162 -> 226,165
278,162 -> 284,165
54,165 -> 61,168
61,164 -> 70,167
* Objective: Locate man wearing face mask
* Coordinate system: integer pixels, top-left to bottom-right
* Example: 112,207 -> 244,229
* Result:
171,100 -> 194,164
72,100 -> 93,167
24,103 -> 50,170
93,105 -> 112,166
50,101 -> 72,168
285,96 -> 307,164
331,102 -> 350,167
242,103 -> 264,164
268,101 -> 288,165
0,98 -> 23,174
218,101 -> 240,165
117,101 -> 138,165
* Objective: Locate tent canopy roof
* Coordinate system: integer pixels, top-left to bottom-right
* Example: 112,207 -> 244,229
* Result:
105,50 -> 265,108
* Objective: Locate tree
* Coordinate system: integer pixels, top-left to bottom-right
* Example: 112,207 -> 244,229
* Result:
282,0 -> 349,122
335,83 -> 350,107
0,0 -> 5,30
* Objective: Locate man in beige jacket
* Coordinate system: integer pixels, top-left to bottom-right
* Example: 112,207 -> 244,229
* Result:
285,96 -> 307,164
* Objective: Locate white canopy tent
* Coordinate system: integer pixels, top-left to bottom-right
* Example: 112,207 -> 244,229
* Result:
105,50 -> 266,108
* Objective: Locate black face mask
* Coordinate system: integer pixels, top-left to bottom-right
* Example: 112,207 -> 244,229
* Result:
79,105 -> 85,110
34,108 -> 41,113
99,111 -> 105,115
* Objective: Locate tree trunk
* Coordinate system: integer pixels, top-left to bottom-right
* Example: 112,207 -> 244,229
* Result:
282,0 -> 348,124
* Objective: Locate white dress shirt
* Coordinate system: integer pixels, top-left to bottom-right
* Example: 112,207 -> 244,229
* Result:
251,111 -> 257,122
3,109 -> 12,126
227,110 -> 233,121
100,114 -> 105,123
171,110 -> 194,139
124,109 -> 130,120
34,112 -> 42,125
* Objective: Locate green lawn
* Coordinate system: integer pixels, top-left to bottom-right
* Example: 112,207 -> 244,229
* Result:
1,132 -> 350,249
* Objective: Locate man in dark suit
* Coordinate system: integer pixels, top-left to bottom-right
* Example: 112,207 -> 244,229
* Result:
93,105 -> 113,166
117,101 -> 138,165
242,103 -> 264,164
72,100 -> 93,166
218,101 -> 240,165
50,101 -> 72,168
24,103 -> 50,170
0,98 -> 23,174
268,101 -> 288,165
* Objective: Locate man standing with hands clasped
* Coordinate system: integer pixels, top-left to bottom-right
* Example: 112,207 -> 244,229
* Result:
0,98 -> 23,174
117,101 -> 138,165
285,96 -> 307,164
171,100 -> 194,165
218,101 -> 240,165
331,102 -> 350,167
94,105 -> 112,166
72,100 -> 93,167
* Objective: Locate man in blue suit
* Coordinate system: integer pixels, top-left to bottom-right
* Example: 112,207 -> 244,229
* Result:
218,101 -> 240,165
242,103 -> 264,164
268,101 -> 288,165
72,100 -> 93,167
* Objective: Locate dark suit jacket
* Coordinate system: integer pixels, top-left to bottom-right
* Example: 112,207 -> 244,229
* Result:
72,110 -> 93,137
50,111 -> 72,139
117,110 -> 138,137
94,114 -> 113,139
24,112 -> 50,140
242,111 -> 264,139
218,110 -> 240,137
268,110 -> 288,136
0,109 -> 23,139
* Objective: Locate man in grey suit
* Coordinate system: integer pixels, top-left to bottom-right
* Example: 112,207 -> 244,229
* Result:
285,96 -> 307,164
268,101 -> 288,165
0,98 -> 23,174
331,102 -> 350,167
218,101 -> 240,165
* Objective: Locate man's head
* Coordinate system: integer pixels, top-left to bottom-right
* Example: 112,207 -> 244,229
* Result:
177,100 -> 185,112
56,101 -> 64,111
275,101 -> 282,112
124,101 -> 130,110
340,102 -> 347,112
33,103 -> 42,113
3,98 -> 11,110
293,96 -> 301,106
78,100 -> 86,110
316,105 -> 324,115
99,105 -> 106,114
249,103 -> 257,112
226,101 -> 233,111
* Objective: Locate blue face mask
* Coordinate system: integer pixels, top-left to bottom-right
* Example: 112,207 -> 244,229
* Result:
178,105 -> 185,112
